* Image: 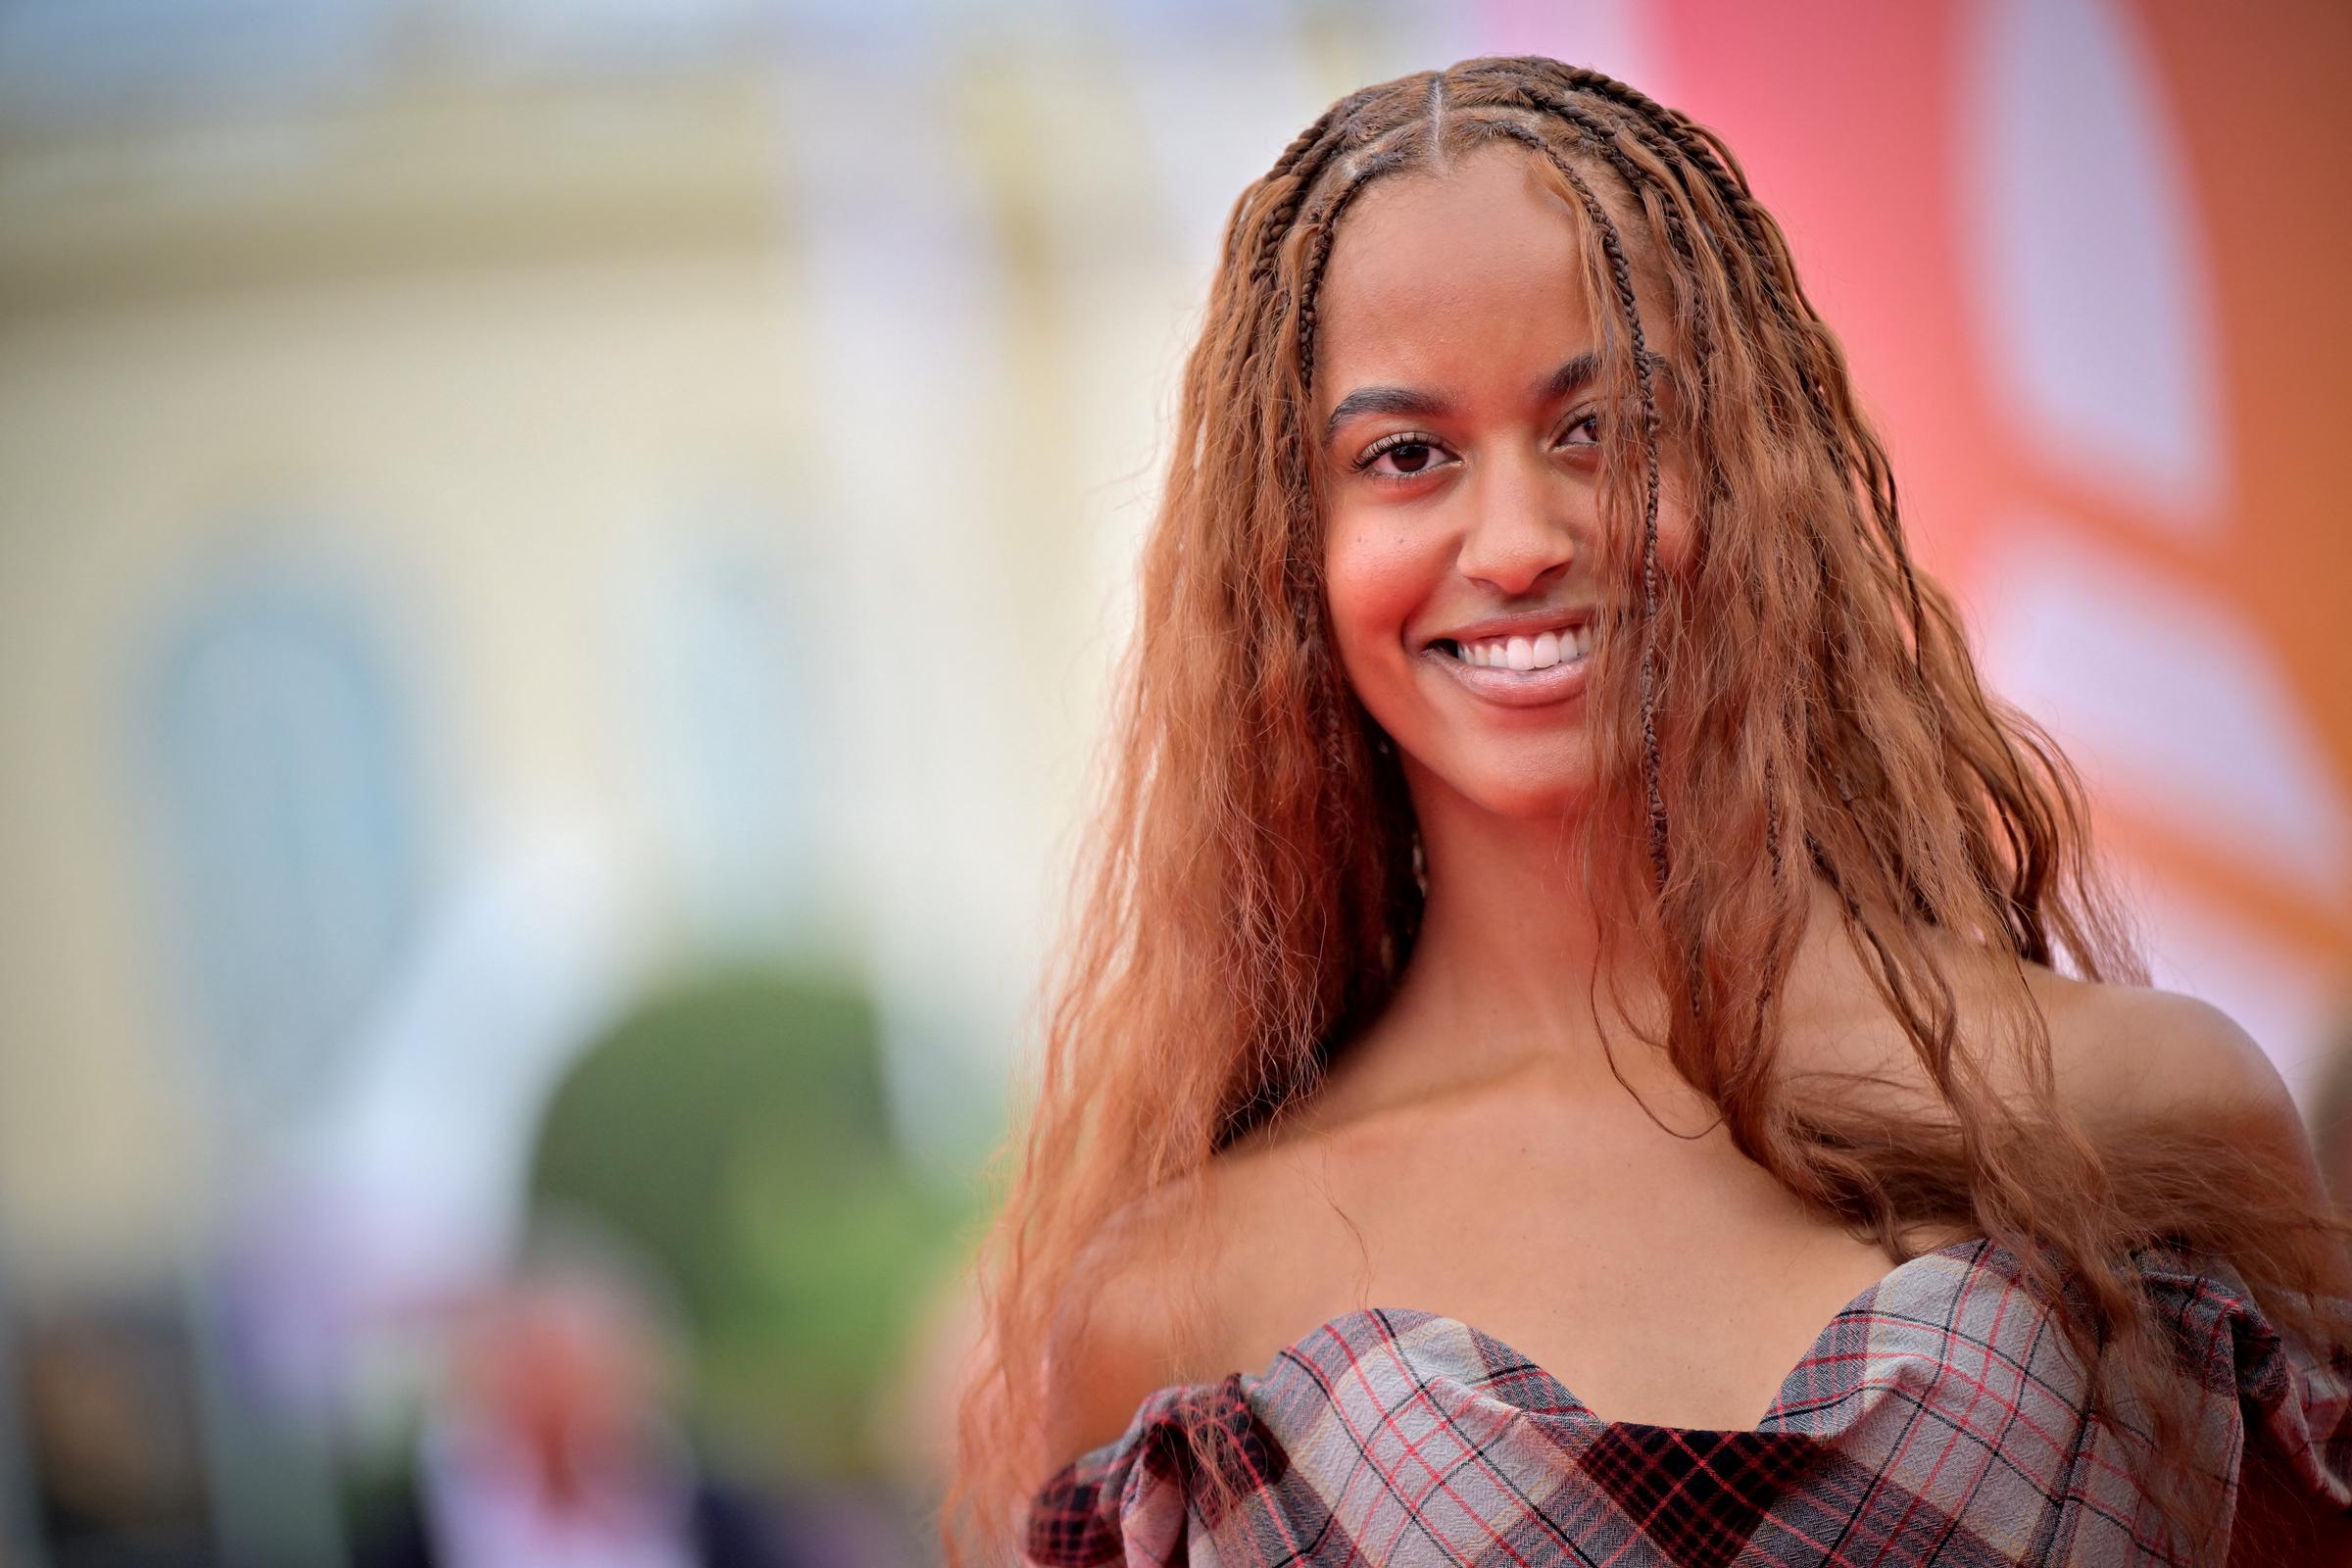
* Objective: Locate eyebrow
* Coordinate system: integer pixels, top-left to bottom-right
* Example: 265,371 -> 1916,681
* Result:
1319,350 -> 1616,447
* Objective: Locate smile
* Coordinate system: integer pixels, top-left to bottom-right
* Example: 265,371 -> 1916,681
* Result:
1439,625 -> 1593,671
1426,625 -> 1594,708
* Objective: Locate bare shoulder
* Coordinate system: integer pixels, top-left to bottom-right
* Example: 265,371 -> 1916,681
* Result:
1038,1178 -> 1222,1476
2031,969 -> 2316,1171
1034,1126 -> 1344,1475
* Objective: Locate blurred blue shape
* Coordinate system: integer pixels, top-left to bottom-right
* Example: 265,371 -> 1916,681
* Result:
0,0 -> 399,127
140,556 -> 426,1136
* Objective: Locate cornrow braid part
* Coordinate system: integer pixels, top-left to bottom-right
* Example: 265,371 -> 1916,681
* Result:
1239,103 -> 1363,289
1293,143 -> 1413,393
1229,77 -> 1398,267
1468,57 -> 1757,218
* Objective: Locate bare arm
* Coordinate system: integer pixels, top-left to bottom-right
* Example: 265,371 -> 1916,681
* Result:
1038,1201 -> 1198,1474
2074,987 -> 2352,1560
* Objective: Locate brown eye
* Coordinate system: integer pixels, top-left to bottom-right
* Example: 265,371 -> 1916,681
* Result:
1354,431 -> 1456,482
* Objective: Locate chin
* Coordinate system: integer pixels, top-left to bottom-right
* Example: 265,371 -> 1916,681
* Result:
1468,777 -> 1592,820
1408,748 -> 1597,821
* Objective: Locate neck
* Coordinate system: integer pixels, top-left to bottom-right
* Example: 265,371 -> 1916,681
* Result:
1416,804 -> 1612,1037
1302,753 -> 1882,1138
1331,763 -> 1672,1114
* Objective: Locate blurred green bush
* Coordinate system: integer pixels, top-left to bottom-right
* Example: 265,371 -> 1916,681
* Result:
528,965 -> 977,1479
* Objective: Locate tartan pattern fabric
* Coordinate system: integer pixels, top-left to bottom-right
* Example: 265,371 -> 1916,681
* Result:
1025,1239 -> 2352,1566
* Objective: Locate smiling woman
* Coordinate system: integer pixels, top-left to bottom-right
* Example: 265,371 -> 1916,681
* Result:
1314,151 -> 1690,818
944,57 -> 2352,1567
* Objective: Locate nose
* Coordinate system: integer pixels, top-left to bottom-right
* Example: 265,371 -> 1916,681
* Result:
1453,450 -> 1577,597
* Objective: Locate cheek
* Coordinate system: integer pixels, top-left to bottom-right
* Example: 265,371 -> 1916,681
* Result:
1323,513 -> 1443,665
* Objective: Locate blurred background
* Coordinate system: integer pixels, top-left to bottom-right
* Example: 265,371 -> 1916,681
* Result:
0,0 -> 2345,1563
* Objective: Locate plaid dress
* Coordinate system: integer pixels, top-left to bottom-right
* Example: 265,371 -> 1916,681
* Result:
1025,1239 -> 2352,1566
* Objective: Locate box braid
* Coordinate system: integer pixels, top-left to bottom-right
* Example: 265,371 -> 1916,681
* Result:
1259,73 -> 2263,1529
1479,60 -> 1936,687
1506,64 -> 2075,969
1451,69 -> 2071,999
1457,82 -> 1829,1012
1469,116 -> 1674,908
1467,85 -> 1808,926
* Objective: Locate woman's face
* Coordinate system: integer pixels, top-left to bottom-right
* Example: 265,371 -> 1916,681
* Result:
1312,144 -> 1691,820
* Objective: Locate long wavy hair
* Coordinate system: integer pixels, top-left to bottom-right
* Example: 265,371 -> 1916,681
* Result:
945,56 -> 2349,1563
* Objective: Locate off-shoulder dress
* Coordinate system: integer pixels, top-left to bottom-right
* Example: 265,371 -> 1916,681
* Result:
1025,1238 -> 2352,1566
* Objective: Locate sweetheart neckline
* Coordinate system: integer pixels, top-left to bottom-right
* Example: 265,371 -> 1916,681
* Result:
1229,1234 -> 2004,1436
1041,1236 -> 2024,1489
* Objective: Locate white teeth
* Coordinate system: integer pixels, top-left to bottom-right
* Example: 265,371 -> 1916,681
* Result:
1449,625 -> 1594,671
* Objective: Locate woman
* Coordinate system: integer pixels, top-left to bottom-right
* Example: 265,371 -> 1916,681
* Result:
946,56 -> 2352,1565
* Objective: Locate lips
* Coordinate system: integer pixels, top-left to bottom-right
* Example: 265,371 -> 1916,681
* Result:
1423,627 -> 1593,709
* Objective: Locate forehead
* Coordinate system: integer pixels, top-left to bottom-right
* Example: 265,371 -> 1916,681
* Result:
1311,143 -> 1647,413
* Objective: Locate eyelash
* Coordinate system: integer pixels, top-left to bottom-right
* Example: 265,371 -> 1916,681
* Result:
1350,414 -> 1602,482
